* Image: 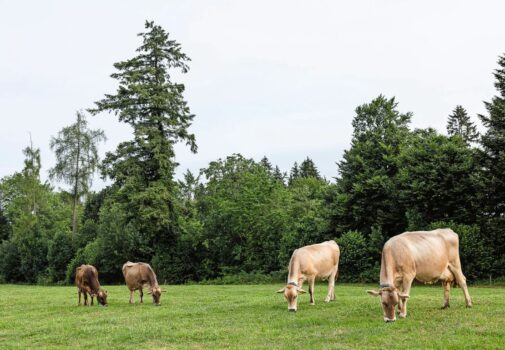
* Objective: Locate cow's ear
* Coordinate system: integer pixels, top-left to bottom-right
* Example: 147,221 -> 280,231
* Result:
398,292 -> 410,300
367,290 -> 381,297
276,287 -> 286,293
297,288 -> 307,294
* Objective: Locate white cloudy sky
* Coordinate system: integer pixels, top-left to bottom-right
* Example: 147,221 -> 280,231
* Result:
1,0 -> 504,190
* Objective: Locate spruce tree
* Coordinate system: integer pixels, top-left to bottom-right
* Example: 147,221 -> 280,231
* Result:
447,105 -> 479,144
272,165 -> 286,184
477,53 -> 505,277
299,157 -> 321,179
478,54 -> 505,217
288,162 -> 300,185
260,156 -> 273,173
89,21 -> 197,269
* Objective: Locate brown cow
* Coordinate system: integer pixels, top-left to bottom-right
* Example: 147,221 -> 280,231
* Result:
75,264 -> 108,306
277,240 -> 340,312
122,261 -> 165,306
367,229 -> 472,322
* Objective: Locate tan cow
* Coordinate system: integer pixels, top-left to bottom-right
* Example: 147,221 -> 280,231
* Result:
367,228 -> 472,322
277,240 -> 340,312
75,264 -> 108,306
122,261 -> 165,306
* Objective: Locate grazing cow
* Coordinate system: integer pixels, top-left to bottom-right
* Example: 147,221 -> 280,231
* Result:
75,264 -> 108,306
277,240 -> 340,312
122,261 -> 165,306
367,229 -> 472,322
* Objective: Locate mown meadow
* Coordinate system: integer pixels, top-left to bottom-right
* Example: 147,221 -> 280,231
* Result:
0,284 -> 503,349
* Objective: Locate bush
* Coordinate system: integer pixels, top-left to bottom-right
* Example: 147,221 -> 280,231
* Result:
196,271 -> 286,285
47,232 -> 75,283
0,240 -> 21,282
337,230 -> 375,282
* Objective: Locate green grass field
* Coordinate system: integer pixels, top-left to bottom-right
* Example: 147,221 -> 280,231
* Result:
0,283 -> 503,349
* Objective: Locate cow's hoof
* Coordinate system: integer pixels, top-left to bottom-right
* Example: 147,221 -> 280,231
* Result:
466,304 -> 473,308
310,302 -> 315,306
441,304 -> 450,309
324,298 -> 330,303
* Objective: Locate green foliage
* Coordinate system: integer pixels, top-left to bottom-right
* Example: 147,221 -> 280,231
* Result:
337,230 -> 376,282
397,129 -> 479,226
279,176 -> 332,265
47,232 -> 76,283
0,240 -> 21,282
199,154 -> 291,276
0,206 -> 11,241
334,95 -> 411,236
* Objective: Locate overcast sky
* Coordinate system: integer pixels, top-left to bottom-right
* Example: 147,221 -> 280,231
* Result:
1,0 -> 504,190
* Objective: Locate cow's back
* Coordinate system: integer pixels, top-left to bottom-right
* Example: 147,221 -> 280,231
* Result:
75,265 -> 98,290
383,229 -> 458,282
295,240 -> 340,277
122,262 -> 157,289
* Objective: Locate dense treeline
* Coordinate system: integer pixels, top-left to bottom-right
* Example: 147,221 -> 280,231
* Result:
1,22 -> 504,284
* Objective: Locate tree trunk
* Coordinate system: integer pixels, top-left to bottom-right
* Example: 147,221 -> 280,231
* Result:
72,115 -> 82,235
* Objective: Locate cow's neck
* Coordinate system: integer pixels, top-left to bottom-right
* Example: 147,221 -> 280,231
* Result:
287,255 -> 301,284
379,250 -> 395,287
89,278 -> 101,294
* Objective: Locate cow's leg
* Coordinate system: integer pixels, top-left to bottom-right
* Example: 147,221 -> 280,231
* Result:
78,290 -> 81,306
442,280 -> 451,309
129,290 -> 134,304
308,277 -> 316,305
325,267 -> 337,302
83,292 -> 88,306
139,288 -> 143,304
91,295 -> 94,306
448,264 -> 472,307
399,277 -> 414,318
397,284 -> 404,315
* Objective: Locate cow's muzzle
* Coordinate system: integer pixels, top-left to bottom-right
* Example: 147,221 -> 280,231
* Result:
384,317 -> 396,323
288,309 -> 297,313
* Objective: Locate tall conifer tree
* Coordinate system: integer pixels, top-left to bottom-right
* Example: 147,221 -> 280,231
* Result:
89,21 -> 197,267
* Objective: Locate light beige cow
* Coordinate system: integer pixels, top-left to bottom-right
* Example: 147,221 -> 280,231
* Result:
122,261 -> 166,306
277,240 -> 340,312
367,229 -> 472,322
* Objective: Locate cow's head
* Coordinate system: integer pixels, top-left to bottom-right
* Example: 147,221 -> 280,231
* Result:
148,286 -> 166,306
367,286 -> 409,322
96,289 -> 108,306
276,283 -> 306,312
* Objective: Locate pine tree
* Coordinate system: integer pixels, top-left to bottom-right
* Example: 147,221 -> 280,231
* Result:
49,111 -> 106,234
447,105 -> 479,144
299,157 -> 321,179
